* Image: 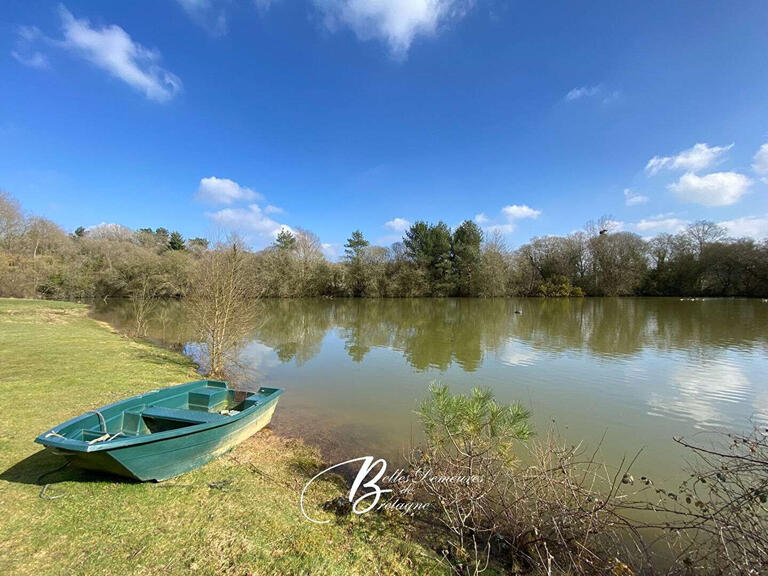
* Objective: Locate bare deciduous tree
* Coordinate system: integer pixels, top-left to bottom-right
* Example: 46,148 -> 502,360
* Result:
478,230 -> 511,297
686,220 -> 727,255
188,236 -> 261,379
0,191 -> 24,251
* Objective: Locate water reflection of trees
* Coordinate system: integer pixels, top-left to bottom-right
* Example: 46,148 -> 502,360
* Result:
96,298 -> 768,372
254,300 -> 334,366
330,299 -> 514,371
93,298 -> 191,350
252,298 -> 768,370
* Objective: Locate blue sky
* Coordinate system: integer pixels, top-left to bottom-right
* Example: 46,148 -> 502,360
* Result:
2,1 -> 767,257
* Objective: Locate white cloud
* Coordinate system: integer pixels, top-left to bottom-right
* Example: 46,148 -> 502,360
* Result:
11,26 -> 49,68
604,219 -> 625,232
632,216 -> 688,234
484,223 -> 516,235
624,188 -> 648,206
565,85 -> 601,101
645,142 -> 733,176
195,177 -> 261,204
752,143 -> 768,181
476,204 -> 541,236
200,178 -> 286,245
668,171 -> 752,206
379,217 -> 412,244
208,204 -> 287,239
321,242 -> 341,260
40,6 -> 183,102
85,222 -> 134,240
620,213 -> 767,239
619,213 -> 768,239
717,215 -> 768,240
12,50 -> 48,69
313,0 -> 474,58
384,217 -> 411,231
176,0 -> 227,35
502,204 -> 541,220
564,85 -> 620,104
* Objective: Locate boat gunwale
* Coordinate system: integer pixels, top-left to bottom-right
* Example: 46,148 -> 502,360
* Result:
34,381 -> 283,453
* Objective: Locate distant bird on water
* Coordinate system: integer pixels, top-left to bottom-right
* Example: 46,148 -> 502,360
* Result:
515,309 -> 523,315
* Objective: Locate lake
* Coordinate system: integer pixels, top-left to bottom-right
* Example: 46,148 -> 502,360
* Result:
93,297 -> 768,485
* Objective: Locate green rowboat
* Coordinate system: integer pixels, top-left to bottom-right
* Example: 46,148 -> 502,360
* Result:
35,380 -> 283,481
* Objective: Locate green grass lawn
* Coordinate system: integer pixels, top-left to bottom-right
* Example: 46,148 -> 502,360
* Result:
0,299 -> 444,576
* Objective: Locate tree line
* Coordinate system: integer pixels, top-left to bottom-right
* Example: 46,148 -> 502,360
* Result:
2,190 -> 767,300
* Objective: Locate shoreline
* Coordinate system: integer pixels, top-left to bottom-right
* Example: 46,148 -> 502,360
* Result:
0,298 -> 444,576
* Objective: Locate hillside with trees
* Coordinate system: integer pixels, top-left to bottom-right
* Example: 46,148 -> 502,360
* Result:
2,191 -> 767,300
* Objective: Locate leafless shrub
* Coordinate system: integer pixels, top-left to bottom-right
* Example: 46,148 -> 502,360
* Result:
497,430 -> 648,575
632,427 -> 768,575
407,384 -> 647,575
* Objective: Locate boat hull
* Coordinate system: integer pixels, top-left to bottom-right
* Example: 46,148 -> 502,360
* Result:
49,399 -> 278,481
36,380 -> 283,482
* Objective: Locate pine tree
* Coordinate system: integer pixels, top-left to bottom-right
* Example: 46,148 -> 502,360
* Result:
344,230 -> 370,296
344,230 -> 369,261
274,229 -> 296,251
404,221 -> 454,296
452,220 -> 483,296
168,231 -> 186,250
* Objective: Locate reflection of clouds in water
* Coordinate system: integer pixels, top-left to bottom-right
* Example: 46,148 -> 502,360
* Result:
182,341 -> 281,389
648,362 -> 752,429
239,341 -> 281,371
183,342 -> 206,372
497,339 -> 538,367
231,342 -> 282,391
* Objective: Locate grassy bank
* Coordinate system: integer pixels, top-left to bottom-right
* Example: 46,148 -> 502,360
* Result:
0,299 -> 443,576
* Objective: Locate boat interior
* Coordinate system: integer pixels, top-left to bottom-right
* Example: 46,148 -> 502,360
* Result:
51,381 -> 278,443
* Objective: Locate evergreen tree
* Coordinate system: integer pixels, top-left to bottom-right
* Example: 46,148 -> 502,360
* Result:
188,237 -> 209,249
404,221 -> 431,266
452,220 -> 483,296
168,231 -> 186,251
404,221 -> 454,296
274,229 -> 296,251
344,230 -> 369,260
344,230 -> 370,296
429,222 -> 454,296
154,227 -> 169,247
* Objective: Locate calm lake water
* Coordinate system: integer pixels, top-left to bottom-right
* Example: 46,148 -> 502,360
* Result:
93,297 -> 768,484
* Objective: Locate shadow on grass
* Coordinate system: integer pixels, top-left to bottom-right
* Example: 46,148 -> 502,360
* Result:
0,449 -> 135,486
